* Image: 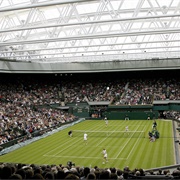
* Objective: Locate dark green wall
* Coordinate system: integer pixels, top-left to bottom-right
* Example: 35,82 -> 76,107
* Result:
153,104 -> 180,111
105,111 -> 157,120
153,105 -> 169,111
73,112 -> 89,118
169,104 -> 180,111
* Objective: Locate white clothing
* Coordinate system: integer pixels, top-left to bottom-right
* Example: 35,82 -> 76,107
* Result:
102,149 -> 107,158
84,133 -> 87,140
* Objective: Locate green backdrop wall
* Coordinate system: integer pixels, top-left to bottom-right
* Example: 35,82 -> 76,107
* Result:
105,111 -> 158,120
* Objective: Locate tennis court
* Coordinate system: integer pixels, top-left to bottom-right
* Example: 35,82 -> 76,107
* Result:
0,120 -> 175,169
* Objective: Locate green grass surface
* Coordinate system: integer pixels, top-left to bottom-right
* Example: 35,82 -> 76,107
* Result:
0,120 -> 175,170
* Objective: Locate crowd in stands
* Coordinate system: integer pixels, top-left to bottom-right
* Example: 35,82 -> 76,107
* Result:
0,103 -> 76,145
0,75 -> 180,146
1,75 -> 180,107
0,76 -> 77,145
163,111 -> 180,121
0,74 -> 180,178
60,77 -> 180,105
0,162 -> 180,179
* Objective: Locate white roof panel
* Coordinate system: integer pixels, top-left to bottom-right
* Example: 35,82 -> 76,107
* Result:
0,0 -> 180,63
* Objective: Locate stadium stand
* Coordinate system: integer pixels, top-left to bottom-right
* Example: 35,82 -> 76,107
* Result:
0,72 -> 180,145
1,0 -> 180,178
0,72 -> 180,179
0,162 -> 180,179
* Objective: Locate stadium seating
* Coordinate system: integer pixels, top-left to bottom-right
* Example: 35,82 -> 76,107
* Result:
0,162 -> 179,179
0,73 -> 180,179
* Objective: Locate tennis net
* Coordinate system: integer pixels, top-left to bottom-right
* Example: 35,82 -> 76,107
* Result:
72,130 -> 145,138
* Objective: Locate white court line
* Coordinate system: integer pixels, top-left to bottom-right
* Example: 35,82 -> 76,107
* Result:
87,121 -> 122,147
126,126 -> 146,159
43,154 -> 126,160
115,125 -> 140,159
43,132 -> 75,155
95,120 -> 128,146
43,121 -> 105,157
95,130 -> 117,147
64,145 -> 123,148
44,135 -> 83,157
96,125 -> 146,127
124,125 -> 146,126
43,121 -> 145,159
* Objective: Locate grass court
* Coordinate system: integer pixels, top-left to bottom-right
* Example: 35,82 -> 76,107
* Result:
0,120 -> 175,170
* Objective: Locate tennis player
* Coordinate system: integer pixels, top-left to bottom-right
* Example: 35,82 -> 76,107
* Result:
84,132 -> 88,145
125,126 -> 129,135
152,120 -> 157,130
68,130 -> 72,137
102,148 -> 108,164
104,116 -> 108,127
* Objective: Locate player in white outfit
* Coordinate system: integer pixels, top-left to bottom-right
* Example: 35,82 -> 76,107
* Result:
105,116 -> 108,127
102,148 -> 108,164
125,126 -> 129,135
84,133 -> 88,145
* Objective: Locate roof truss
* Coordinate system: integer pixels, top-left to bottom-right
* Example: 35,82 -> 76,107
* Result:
0,0 -> 180,63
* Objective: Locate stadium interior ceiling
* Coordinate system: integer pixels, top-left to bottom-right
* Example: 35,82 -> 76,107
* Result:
1,0 -> 180,73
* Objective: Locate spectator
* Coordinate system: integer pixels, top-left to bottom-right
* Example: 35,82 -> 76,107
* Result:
80,167 -> 90,180
86,172 -> 96,179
